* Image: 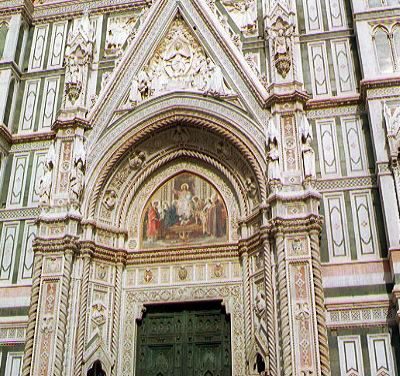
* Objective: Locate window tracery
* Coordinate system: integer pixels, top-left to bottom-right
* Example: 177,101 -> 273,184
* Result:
372,24 -> 400,73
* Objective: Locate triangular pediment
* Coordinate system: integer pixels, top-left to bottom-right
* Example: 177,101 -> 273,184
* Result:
88,0 -> 268,144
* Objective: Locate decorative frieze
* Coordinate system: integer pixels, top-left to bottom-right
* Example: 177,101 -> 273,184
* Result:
0,325 -> 26,343
328,307 -> 396,328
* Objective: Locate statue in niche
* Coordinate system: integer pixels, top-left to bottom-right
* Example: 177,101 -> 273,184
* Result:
37,143 -> 56,206
299,115 -> 316,181
70,137 -> 86,203
267,17 -> 294,79
383,103 -> 400,160
204,60 -> 227,97
266,118 -> 281,182
64,10 -> 94,106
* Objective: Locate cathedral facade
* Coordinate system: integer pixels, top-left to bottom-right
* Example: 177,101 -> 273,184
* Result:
0,0 -> 399,375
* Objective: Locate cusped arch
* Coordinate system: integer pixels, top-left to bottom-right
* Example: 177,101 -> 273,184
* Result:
83,94 -> 267,220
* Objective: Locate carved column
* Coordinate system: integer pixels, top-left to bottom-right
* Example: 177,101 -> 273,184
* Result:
111,253 -> 125,376
23,237 -> 77,376
261,229 -> 278,376
240,248 -> 253,363
74,247 -> 93,376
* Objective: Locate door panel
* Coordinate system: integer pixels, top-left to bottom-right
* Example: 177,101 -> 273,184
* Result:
136,302 -> 231,376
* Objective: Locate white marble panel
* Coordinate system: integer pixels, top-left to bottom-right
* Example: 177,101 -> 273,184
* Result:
47,21 -> 67,69
367,334 -> 395,376
316,119 -> 341,177
308,41 -> 331,96
19,79 -> 40,132
323,193 -> 350,261
341,116 -> 367,176
0,221 -> 19,282
350,190 -> 379,259
28,151 -> 47,206
7,153 -> 29,207
338,336 -> 364,376
28,24 -> 49,71
39,77 -> 59,130
303,0 -> 323,33
325,0 -> 346,30
18,221 -> 36,281
331,39 -> 355,95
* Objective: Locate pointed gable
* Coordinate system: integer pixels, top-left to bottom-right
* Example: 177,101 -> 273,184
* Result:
88,0 -> 268,146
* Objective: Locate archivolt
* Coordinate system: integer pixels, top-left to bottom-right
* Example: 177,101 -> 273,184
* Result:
84,102 -> 267,219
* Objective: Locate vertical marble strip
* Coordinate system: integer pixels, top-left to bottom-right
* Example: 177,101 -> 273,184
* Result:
39,77 -> 60,130
19,79 -> 40,132
28,24 -> 49,71
18,221 -> 37,281
8,153 -> 29,207
47,21 -> 67,69
28,151 -> 47,206
0,221 -> 19,282
308,42 -> 331,97
331,39 -> 355,95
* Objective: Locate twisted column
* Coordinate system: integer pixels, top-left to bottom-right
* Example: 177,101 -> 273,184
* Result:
241,251 -> 252,360
54,249 -> 74,376
276,233 -> 292,376
310,230 -> 331,376
22,252 -> 43,376
111,259 -> 124,376
74,250 -> 92,376
262,238 -> 277,376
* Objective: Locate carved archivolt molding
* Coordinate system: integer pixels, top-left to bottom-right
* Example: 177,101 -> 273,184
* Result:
83,101 -> 267,219
120,283 -> 246,376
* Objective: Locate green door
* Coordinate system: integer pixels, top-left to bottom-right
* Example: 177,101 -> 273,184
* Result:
136,302 -> 231,376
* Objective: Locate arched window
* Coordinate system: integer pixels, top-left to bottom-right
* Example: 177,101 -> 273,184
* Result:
87,360 -> 106,376
392,25 -> 400,67
373,27 -> 394,73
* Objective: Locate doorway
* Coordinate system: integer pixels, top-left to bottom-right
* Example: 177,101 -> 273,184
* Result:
135,301 -> 232,376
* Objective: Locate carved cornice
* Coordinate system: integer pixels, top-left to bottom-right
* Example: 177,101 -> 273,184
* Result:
306,95 -> 361,111
0,0 -> 33,23
0,123 -> 12,149
52,114 -> 92,132
264,88 -> 310,108
360,76 -> 400,100
269,214 -> 323,235
33,235 -> 79,253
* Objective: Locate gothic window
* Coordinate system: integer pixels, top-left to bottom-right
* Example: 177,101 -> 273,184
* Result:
373,27 -> 393,73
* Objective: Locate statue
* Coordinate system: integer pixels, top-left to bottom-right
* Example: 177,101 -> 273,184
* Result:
64,10 -> 94,106
70,137 -> 86,203
129,78 -> 142,105
266,118 -> 281,182
103,190 -> 117,210
267,17 -> 294,78
299,115 -> 316,180
204,60 -> 227,97
37,143 -> 56,206
245,177 -> 257,199
383,103 -> 400,161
